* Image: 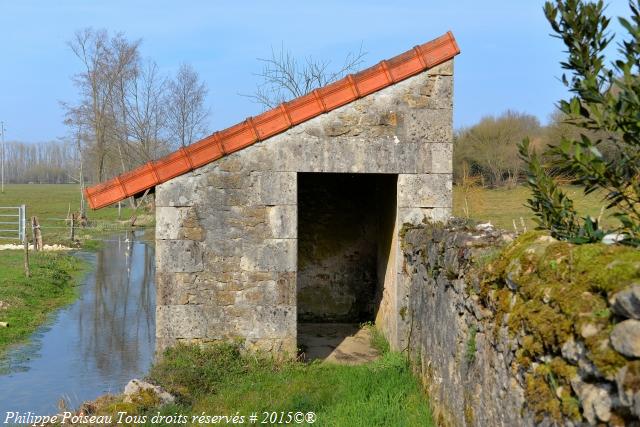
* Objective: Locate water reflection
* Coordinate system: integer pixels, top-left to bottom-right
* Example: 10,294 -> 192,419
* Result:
0,231 -> 155,415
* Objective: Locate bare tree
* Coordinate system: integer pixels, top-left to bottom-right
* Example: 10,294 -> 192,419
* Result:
166,64 -> 210,148
1,139 -> 78,184
111,40 -> 141,176
64,27 -> 212,202
65,28 -> 140,182
246,43 -> 367,109
124,60 -> 169,163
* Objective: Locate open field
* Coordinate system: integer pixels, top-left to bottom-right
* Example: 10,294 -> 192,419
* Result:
0,250 -> 86,357
0,184 -> 143,246
0,183 -> 618,244
453,184 -> 617,232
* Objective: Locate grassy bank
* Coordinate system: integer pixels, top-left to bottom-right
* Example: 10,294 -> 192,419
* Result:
0,184 -> 149,247
82,342 -> 434,427
453,184 -> 616,231
0,250 -> 86,355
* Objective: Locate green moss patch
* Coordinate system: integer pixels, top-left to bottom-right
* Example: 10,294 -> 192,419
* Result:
477,232 -> 640,421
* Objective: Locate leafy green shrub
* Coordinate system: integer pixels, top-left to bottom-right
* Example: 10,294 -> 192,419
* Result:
454,111 -> 541,187
519,0 -> 640,246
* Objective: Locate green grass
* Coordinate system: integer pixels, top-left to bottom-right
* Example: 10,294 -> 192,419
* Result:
362,321 -> 390,355
91,342 -> 434,427
0,184 -> 146,247
0,250 -> 86,355
191,353 -> 432,427
453,184 -> 617,231
465,325 -> 477,364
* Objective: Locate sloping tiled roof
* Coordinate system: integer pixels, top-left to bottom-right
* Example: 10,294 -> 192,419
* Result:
85,32 -> 460,209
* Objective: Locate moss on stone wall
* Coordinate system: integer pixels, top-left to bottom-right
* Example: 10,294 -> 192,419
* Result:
478,231 -> 640,422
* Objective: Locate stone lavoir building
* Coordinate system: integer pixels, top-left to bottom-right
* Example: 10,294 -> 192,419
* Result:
86,32 -> 460,355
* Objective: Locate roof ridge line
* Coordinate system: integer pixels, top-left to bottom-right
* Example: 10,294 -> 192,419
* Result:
85,31 -> 460,209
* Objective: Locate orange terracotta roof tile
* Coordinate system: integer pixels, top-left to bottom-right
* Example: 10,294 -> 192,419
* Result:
85,31 -> 460,209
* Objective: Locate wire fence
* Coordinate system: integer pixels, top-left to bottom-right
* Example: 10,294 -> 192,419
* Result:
0,205 -> 153,277
0,206 -> 152,247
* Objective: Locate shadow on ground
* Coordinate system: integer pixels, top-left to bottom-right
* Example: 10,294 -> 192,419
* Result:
297,323 -> 379,365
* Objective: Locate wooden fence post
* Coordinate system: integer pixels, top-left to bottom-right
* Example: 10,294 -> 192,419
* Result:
23,235 -> 30,277
22,205 -> 30,277
31,216 -> 42,251
31,216 -> 36,251
69,212 -> 76,242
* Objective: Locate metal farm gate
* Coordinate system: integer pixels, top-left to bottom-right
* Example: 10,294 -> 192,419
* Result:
0,205 -> 26,242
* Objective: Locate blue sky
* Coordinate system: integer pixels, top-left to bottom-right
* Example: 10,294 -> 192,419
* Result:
0,0 -> 630,142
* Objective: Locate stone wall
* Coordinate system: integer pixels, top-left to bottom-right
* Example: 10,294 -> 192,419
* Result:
402,221 -> 527,426
402,220 -> 640,426
154,59 -> 454,355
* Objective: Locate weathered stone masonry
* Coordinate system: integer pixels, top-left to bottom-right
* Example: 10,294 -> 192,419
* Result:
402,222 -> 640,426
155,59 -> 454,355
402,222 -> 532,426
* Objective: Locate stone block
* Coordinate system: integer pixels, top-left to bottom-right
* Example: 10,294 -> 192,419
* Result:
430,143 -> 452,173
155,206 -> 184,240
271,137 -> 307,172
427,59 -> 453,76
267,205 -> 297,238
401,108 -> 452,143
157,239 -> 204,273
205,170 -> 250,190
230,276 -> 286,306
246,305 -> 296,339
398,207 -> 451,225
237,142 -> 277,172
431,75 -> 453,109
398,174 -> 452,208
155,172 -> 199,207
611,319 -> 640,358
243,337 -> 297,356
609,284 -> 640,319
217,156 -> 245,173
402,75 -> 451,110
275,272 -> 296,306
156,272 -> 197,305
156,206 -> 204,241
156,304 -> 223,339
365,137 -> 397,173
240,239 -> 296,272
393,141 -> 419,174
252,171 -> 296,205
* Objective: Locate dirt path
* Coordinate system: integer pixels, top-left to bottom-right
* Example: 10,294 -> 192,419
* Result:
298,323 -> 380,365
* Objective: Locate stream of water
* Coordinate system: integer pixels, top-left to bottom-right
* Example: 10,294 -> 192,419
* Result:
0,232 -> 155,415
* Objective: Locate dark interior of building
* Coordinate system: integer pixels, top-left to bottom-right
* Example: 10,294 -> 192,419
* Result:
296,172 -> 397,360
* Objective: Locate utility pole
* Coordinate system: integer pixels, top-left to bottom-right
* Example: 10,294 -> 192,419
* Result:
1,121 -> 5,194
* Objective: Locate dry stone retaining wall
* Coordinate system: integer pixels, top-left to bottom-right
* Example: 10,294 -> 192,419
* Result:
402,220 -> 640,426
